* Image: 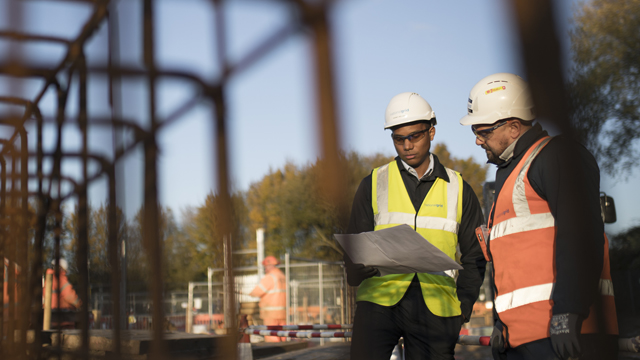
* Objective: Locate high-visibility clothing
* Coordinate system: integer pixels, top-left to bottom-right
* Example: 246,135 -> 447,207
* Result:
43,268 -> 81,310
489,136 -> 618,348
357,160 -> 463,317
4,259 -> 19,317
249,267 -> 286,320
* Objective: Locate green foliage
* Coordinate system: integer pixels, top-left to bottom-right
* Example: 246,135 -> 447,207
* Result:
432,143 -> 489,207
569,0 -> 640,173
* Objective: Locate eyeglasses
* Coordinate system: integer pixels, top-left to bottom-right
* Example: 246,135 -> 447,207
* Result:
472,121 -> 508,140
391,127 -> 430,145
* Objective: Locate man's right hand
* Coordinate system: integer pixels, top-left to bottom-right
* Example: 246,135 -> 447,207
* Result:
344,255 -> 380,286
490,321 -> 507,360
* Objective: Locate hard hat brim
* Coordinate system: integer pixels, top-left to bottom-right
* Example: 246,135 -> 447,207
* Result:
459,113 -> 496,126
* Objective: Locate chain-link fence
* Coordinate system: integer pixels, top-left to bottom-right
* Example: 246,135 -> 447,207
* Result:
88,259 -> 348,334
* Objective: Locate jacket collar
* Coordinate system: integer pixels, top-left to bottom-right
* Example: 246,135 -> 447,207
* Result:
499,122 -> 549,168
395,153 -> 450,182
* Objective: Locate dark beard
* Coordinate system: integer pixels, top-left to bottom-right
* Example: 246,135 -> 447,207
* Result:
484,146 -> 505,165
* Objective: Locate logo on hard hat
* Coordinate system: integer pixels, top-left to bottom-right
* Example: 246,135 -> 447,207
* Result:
485,86 -> 506,95
390,108 -> 410,118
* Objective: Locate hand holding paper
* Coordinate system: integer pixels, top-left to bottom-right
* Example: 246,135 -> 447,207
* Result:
335,224 -> 462,276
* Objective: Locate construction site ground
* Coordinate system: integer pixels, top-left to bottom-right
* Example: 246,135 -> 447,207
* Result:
254,341 -> 640,360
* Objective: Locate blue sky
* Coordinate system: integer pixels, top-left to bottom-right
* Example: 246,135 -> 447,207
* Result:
0,0 -> 638,234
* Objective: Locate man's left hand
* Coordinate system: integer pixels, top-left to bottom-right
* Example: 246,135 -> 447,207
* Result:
550,313 -> 583,359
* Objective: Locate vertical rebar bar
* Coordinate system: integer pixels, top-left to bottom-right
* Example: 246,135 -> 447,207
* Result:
143,0 -> 167,357
77,50 -> 91,358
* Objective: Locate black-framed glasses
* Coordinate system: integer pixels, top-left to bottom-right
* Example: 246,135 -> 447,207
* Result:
472,121 -> 508,140
391,127 -> 430,145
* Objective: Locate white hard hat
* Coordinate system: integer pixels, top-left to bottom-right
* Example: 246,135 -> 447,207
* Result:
52,258 -> 68,271
384,92 -> 437,129
459,73 -> 535,126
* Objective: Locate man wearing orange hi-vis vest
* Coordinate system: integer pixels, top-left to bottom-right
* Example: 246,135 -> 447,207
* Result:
44,259 -> 81,311
460,73 -> 618,360
249,255 -> 286,342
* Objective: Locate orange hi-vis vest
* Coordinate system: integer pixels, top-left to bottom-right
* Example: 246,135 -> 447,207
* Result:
250,268 -> 286,320
43,268 -> 81,310
488,136 -> 618,348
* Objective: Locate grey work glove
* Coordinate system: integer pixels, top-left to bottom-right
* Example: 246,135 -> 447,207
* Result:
344,255 -> 380,287
490,321 -> 507,360
550,313 -> 583,359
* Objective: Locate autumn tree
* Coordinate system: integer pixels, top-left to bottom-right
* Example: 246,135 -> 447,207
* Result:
126,206 -> 188,291
432,143 -> 489,207
246,152 -> 394,262
63,204 -> 128,287
180,192 -> 249,282
568,0 -> 640,173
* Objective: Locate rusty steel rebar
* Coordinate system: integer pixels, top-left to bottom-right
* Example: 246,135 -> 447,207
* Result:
0,0 -> 582,359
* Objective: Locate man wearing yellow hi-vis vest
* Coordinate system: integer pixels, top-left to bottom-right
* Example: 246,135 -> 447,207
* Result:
344,92 -> 487,360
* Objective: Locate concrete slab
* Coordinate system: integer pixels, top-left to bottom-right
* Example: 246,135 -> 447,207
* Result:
46,330 -> 233,359
251,341 -> 309,359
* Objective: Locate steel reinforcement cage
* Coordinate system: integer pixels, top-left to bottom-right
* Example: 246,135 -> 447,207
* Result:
0,0 -> 581,359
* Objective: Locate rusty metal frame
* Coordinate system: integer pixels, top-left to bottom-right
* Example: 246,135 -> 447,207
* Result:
0,0 -> 579,358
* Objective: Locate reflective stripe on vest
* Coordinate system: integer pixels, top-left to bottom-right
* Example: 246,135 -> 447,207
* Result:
374,162 -> 461,234
357,161 -> 463,317
266,273 -> 286,294
490,136 -> 618,347
494,279 -> 614,313
259,270 -> 286,319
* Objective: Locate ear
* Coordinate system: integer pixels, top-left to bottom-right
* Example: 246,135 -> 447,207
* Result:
508,120 -> 523,139
429,126 -> 436,141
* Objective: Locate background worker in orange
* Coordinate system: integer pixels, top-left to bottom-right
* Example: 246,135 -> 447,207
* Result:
43,258 -> 81,311
249,255 -> 286,342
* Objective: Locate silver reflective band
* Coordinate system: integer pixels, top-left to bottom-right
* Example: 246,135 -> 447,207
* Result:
600,279 -> 614,296
374,213 -> 459,234
513,138 -> 551,217
262,306 -> 286,311
444,168 -> 459,222
375,164 -> 460,227
490,213 -> 555,240
375,212 -> 415,227
376,163 -> 390,215
495,279 -> 614,313
266,289 -> 285,294
415,216 -> 459,234
495,283 -> 554,313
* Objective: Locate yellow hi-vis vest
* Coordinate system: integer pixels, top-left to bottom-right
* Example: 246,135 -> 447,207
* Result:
356,160 -> 464,317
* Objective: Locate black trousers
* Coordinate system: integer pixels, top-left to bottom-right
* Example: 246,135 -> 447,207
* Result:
350,277 -> 462,360
504,334 -> 619,360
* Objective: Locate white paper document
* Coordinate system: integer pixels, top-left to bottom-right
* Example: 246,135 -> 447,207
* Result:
335,224 -> 462,276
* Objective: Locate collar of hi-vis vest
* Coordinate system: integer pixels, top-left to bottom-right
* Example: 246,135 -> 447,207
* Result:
489,136 -> 552,240
373,160 -> 461,234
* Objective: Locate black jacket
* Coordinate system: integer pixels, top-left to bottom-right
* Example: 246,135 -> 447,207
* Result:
347,154 -> 487,320
490,123 -> 604,317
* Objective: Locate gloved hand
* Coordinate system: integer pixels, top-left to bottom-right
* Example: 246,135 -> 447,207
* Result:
344,255 -> 379,286
550,313 -> 583,359
490,321 -> 507,360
